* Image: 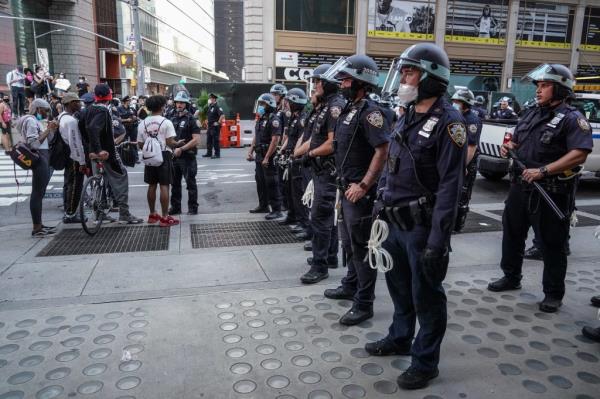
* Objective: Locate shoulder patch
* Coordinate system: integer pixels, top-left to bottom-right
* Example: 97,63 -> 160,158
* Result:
469,124 -> 478,134
330,106 -> 342,119
366,111 -> 384,128
272,118 -> 280,128
578,117 -> 591,132
285,110 -> 291,118
447,123 -> 466,147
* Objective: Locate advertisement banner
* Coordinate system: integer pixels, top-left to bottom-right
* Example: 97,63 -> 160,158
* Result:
445,0 -> 508,46
275,52 -> 299,68
367,0 -> 435,40
516,1 -> 573,49
581,7 -> 600,52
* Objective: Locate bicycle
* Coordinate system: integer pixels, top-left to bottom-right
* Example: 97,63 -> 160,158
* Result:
79,159 -> 112,236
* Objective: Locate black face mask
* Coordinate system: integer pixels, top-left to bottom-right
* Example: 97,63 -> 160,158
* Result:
341,80 -> 361,101
3,99 -> 9,103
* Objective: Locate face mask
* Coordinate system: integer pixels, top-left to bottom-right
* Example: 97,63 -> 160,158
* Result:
397,83 -> 418,105
452,103 -> 463,112
3,99 -> 9,103
257,105 -> 266,116
79,79 -> 84,83
36,113 -> 43,121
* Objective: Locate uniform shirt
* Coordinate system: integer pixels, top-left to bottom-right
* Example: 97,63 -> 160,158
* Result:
58,111 -> 85,164
255,111 -> 282,146
207,102 -> 223,125
300,104 -> 321,144
284,111 -> 303,152
464,108 -> 482,147
513,103 -> 593,169
380,96 -> 467,250
491,107 -> 517,120
117,105 -> 136,133
380,105 -> 397,126
275,107 -> 289,136
309,93 -> 346,150
170,111 -> 201,154
472,105 -> 488,120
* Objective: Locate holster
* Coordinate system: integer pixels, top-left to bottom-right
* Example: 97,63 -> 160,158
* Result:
383,196 -> 433,231
310,156 -> 336,176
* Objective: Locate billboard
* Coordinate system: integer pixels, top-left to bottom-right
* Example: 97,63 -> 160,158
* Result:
445,0 -> 508,45
367,0 -> 435,40
516,1 -> 574,49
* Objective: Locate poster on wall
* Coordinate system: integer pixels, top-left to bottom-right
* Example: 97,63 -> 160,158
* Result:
581,7 -> 600,52
445,0 -> 508,45
367,0 -> 435,40
515,2 -> 573,49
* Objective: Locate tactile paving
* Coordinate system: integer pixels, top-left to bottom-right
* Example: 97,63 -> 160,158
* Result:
190,221 -> 301,249
36,226 -> 170,256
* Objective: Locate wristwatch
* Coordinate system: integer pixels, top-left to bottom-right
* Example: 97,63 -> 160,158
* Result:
539,166 -> 549,177
358,181 -> 368,190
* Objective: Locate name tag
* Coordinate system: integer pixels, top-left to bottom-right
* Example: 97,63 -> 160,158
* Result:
343,109 -> 358,125
547,113 -> 565,128
418,130 -> 430,138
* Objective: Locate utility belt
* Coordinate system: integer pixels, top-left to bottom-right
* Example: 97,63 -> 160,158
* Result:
380,196 -> 433,231
310,155 -> 336,175
517,176 -> 575,194
255,144 -> 269,156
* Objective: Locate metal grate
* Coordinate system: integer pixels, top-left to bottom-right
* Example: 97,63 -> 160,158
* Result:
460,211 -> 503,233
37,225 -> 170,256
190,221 -> 301,249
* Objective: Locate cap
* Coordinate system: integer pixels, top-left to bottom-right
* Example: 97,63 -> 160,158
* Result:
61,92 -> 80,104
208,93 -> 218,99
94,83 -> 113,102
122,95 -> 131,102
81,92 -> 95,104
30,98 -> 51,111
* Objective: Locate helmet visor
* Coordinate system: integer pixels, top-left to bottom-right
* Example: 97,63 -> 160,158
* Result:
381,58 -> 400,100
523,64 -> 574,89
320,57 -> 347,83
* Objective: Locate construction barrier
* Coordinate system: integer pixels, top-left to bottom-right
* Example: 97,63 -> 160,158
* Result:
219,113 -> 242,148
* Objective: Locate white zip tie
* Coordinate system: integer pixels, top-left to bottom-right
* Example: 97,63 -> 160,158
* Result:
365,218 -> 393,273
302,179 -> 314,209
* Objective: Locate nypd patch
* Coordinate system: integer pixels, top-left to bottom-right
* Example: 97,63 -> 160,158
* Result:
447,123 -> 466,147
272,119 -> 280,128
469,124 -> 478,134
286,110 -> 292,118
578,117 -> 591,132
366,111 -> 384,128
330,106 -> 342,119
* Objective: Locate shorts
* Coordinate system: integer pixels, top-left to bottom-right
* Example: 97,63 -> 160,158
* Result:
144,151 -> 173,185
1,123 -> 10,135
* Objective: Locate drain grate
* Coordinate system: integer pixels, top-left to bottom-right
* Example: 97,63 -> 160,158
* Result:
37,226 -> 170,256
190,221 -> 301,249
460,211 -> 503,233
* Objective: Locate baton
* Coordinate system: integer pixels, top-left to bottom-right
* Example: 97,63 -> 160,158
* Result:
508,149 -> 567,221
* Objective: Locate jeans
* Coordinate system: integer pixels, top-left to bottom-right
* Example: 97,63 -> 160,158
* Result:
94,158 -> 130,217
30,150 -> 51,225
11,86 -> 25,117
171,155 -> 198,212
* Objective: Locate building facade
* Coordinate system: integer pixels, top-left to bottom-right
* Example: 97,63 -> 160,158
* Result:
245,0 -> 600,97
215,0 -> 244,82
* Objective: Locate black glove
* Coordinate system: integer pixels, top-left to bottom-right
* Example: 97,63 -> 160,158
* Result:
420,246 -> 449,285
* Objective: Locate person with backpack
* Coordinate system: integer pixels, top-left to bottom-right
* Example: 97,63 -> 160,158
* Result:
58,93 -> 86,223
137,95 -> 179,227
0,93 -> 13,153
18,98 -> 59,237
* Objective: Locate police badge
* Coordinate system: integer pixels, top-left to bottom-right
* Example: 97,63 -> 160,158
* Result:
366,111 -> 384,128
469,124 -> 477,134
578,117 -> 591,133
447,123 -> 466,147
272,119 -> 280,128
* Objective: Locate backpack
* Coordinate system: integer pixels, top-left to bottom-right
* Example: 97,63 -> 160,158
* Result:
10,116 -> 40,170
1,104 -> 11,123
48,115 -> 71,170
141,119 -> 165,167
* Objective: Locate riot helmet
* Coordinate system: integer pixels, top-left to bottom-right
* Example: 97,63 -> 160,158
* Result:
524,63 -> 574,102
308,63 -> 338,99
323,54 -> 379,87
285,88 -> 308,112
475,95 -> 485,106
396,43 -> 450,103
451,88 -> 475,106
254,93 -> 276,116
174,90 -> 190,104
381,58 -> 401,102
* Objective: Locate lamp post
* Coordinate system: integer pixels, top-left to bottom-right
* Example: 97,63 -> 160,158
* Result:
33,27 -> 65,67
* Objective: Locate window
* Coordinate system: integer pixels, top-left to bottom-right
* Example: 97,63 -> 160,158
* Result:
572,98 -> 600,123
516,1 -> 574,49
581,7 -> 600,51
367,0 -> 435,40
276,0 -> 355,35
445,0 -> 509,45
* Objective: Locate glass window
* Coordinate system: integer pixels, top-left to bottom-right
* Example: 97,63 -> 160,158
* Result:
516,1 -> 574,49
367,0 -> 435,40
446,0 -> 508,45
581,7 -> 600,52
572,98 -> 600,123
276,0 -> 355,34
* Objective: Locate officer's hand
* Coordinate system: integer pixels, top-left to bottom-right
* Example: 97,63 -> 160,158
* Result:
500,141 -> 516,158
345,183 -> 367,203
246,151 -> 254,162
522,168 -> 543,183
98,151 -> 109,161
261,158 -> 269,167
420,246 -> 449,286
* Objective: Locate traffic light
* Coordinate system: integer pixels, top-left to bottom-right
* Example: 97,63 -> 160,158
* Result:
120,53 -> 134,68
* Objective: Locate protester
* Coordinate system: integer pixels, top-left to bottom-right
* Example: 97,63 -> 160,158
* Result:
76,76 -> 89,97
5,65 -> 25,117
0,93 -> 13,153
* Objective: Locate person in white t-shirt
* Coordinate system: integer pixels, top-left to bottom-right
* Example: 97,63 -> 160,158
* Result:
137,95 -> 180,227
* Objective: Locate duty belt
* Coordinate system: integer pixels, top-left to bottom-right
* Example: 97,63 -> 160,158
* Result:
310,156 -> 336,175
255,144 -> 269,156
382,196 -> 433,231
517,176 -> 574,194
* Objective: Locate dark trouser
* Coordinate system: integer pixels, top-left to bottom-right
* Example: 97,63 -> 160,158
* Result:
98,158 -> 130,217
254,156 -> 282,212
384,223 -> 447,372
63,159 -> 84,216
500,183 -> 571,300
206,125 -> 220,157
11,86 -> 25,117
310,172 -> 338,270
30,149 -> 51,225
171,155 -> 198,212
455,157 -> 478,230
291,164 -> 309,228
339,195 -> 377,309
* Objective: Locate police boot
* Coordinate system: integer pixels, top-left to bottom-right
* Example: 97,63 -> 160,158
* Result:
340,305 -> 373,326
168,207 -> 181,216
324,286 -> 354,300
487,276 -> 522,292
307,257 -> 338,268
249,206 -> 269,214
303,241 -> 312,252
539,296 -> 562,313
523,245 -> 543,260
453,205 -> 468,233
365,336 -> 411,356
591,295 -> 600,307
291,225 -> 305,234
265,211 -> 284,220
300,267 -> 328,284
582,326 -> 600,343
397,367 -> 439,390
278,216 -> 296,225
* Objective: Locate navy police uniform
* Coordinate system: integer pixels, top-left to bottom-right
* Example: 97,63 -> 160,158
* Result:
254,111 -> 283,212
206,102 -> 223,157
309,93 -> 346,270
170,110 -> 201,213
491,107 -> 517,120
286,110 -> 306,226
499,104 -> 593,300
455,108 -> 482,231
379,96 -> 466,372
335,99 -> 390,309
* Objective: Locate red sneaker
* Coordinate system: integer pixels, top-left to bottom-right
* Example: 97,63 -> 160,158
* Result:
147,213 -> 161,224
160,215 -> 180,227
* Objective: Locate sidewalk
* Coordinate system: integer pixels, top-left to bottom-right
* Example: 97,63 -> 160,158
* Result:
0,212 -> 599,398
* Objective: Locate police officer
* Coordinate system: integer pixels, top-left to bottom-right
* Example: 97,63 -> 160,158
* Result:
203,93 -> 224,159
270,84 -> 290,220
247,93 -> 283,219
491,96 -> 518,120
323,55 -> 390,325
451,88 -> 482,232
169,91 -> 201,215
299,65 -> 346,284
487,64 -> 592,313
472,95 -> 488,119
366,43 -> 466,390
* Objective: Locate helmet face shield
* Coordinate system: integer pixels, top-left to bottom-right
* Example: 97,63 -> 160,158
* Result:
382,58 -> 400,100
396,47 -> 450,84
321,57 -> 347,83
523,64 -> 574,89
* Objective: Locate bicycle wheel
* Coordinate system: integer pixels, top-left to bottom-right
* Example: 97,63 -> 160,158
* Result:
80,176 -> 105,236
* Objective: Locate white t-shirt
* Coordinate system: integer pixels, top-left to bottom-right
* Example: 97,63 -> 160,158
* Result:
137,115 -> 176,152
58,111 -> 85,164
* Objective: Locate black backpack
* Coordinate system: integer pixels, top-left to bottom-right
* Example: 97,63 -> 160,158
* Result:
49,115 -> 71,170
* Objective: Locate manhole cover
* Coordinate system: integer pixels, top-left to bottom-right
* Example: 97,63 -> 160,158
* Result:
37,226 -> 170,256
190,221 -> 301,249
